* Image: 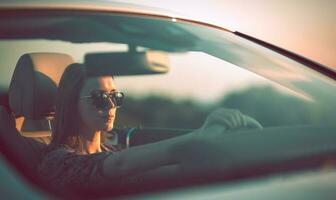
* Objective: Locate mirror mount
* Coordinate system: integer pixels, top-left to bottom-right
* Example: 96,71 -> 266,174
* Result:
128,44 -> 137,54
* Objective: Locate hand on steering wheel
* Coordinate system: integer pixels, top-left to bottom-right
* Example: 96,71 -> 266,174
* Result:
200,108 -> 263,132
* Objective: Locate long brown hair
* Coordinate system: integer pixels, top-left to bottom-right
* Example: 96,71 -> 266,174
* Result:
49,63 -> 107,150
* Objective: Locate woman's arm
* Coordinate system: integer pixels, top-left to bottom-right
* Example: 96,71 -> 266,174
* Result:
103,108 -> 262,181
102,131 -> 195,179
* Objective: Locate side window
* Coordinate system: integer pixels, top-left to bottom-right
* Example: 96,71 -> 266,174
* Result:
114,52 -> 318,129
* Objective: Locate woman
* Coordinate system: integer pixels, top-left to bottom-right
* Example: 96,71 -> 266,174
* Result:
38,63 -> 262,195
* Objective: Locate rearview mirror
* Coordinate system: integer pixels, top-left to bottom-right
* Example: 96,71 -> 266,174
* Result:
84,51 -> 170,76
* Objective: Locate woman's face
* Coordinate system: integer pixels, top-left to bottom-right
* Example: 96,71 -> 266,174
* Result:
78,76 -> 117,132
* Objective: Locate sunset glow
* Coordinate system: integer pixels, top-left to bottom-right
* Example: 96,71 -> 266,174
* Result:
119,0 -> 336,69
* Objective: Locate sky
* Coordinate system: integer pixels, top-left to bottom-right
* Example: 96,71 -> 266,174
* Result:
118,0 -> 336,69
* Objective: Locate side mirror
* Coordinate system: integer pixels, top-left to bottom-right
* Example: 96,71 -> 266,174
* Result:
84,51 -> 170,76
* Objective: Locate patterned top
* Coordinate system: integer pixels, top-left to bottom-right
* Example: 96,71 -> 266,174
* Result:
37,144 -> 120,193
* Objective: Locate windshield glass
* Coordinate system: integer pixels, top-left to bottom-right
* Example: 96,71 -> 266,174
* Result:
0,38 -> 334,129
1,12 -> 335,128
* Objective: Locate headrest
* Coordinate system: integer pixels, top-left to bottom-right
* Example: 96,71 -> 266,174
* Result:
9,53 -> 74,119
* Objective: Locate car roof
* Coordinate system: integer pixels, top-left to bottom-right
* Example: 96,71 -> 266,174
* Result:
0,0 -> 179,16
0,0 -> 233,51
0,0 -> 232,32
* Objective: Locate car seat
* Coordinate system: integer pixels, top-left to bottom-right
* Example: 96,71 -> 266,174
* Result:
0,52 -> 73,187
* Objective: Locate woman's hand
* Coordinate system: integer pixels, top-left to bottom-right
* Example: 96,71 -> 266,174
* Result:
200,108 -> 263,132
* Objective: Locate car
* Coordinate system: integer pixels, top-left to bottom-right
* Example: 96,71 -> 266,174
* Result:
1,0 -> 336,199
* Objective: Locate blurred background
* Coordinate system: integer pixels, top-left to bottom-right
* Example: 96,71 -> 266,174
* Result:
119,0 -> 336,69
113,0 -> 336,129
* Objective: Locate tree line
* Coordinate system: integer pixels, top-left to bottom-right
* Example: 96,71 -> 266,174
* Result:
114,86 -> 334,129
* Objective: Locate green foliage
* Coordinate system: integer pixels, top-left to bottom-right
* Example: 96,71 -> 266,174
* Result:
114,95 -> 208,129
114,86 -> 333,129
217,86 -> 324,127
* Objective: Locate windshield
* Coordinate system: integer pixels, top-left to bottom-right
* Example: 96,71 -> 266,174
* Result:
1,12 -> 335,128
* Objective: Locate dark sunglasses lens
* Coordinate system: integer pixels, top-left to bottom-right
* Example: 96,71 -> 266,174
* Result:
112,92 -> 124,107
91,91 -> 110,109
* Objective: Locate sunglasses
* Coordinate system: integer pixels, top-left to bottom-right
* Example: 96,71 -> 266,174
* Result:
81,90 -> 125,110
